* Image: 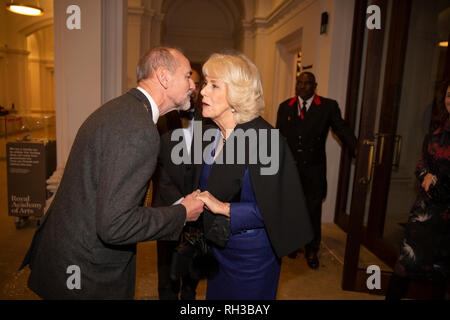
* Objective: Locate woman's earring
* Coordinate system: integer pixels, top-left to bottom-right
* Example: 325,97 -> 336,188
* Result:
231,108 -> 235,113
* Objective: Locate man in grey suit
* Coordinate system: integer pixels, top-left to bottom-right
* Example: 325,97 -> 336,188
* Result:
20,47 -> 204,299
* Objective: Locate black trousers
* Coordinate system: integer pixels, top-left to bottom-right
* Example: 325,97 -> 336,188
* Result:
156,240 -> 198,300
303,191 -> 323,252
298,164 -> 327,253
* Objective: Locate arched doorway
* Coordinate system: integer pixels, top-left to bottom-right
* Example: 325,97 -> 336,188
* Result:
161,0 -> 244,67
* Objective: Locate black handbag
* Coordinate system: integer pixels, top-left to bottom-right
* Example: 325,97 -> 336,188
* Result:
202,210 -> 231,248
170,228 -> 219,281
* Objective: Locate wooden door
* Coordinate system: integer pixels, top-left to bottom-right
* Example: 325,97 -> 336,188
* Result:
335,0 -> 449,298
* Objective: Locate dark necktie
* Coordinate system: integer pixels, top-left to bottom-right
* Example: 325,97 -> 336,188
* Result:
302,101 -> 307,116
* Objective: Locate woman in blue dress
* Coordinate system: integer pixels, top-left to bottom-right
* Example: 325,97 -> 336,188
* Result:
194,53 -> 313,300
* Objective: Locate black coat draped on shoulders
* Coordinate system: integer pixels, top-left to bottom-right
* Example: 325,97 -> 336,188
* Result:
193,116 -> 313,258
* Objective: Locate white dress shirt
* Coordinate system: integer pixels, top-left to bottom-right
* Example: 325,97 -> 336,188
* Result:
298,95 -> 315,115
172,114 -> 196,206
137,87 -> 160,124
181,112 -> 195,155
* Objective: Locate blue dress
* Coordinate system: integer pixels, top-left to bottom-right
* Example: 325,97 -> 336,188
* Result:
200,153 -> 281,300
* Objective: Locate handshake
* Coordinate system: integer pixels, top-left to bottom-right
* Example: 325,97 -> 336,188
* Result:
180,190 -> 231,222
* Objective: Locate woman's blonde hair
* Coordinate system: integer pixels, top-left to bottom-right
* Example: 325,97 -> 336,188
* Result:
202,52 -> 265,124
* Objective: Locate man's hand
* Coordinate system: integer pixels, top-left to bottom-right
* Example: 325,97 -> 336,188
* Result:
181,190 -> 204,222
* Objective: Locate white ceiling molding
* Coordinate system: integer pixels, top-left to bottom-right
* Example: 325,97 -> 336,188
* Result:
127,5 -> 155,18
243,0 -> 312,35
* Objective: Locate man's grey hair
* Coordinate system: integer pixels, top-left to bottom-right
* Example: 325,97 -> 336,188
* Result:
136,46 -> 182,83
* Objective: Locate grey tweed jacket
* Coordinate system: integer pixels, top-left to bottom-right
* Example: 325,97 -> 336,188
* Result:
20,88 -> 186,299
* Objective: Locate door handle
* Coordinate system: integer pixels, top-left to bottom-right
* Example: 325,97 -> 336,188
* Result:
359,139 -> 375,184
392,135 -> 403,169
374,133 -> 387,165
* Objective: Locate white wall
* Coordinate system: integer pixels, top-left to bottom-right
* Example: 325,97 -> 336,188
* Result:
321,0 -> 355,223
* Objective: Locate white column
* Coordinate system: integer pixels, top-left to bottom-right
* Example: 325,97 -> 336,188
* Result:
53,0 -> 126,168
101,0 -> 127,104
54,0 -> 101,168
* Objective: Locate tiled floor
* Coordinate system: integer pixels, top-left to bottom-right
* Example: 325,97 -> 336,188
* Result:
0,130 -> 387,300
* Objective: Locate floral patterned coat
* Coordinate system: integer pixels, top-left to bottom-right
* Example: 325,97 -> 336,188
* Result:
395,119 -> 450,279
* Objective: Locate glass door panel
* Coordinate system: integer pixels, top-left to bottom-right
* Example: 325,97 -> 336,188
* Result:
342,0 -> 450,294
381,0 -> 450,256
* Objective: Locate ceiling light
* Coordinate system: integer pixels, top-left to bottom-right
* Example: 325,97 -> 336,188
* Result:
439,41 -> 448,48
6,2 -> 44,16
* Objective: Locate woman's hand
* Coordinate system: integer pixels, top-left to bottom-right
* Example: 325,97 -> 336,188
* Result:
197,191 -> 230,217
421,173 -> 437,192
